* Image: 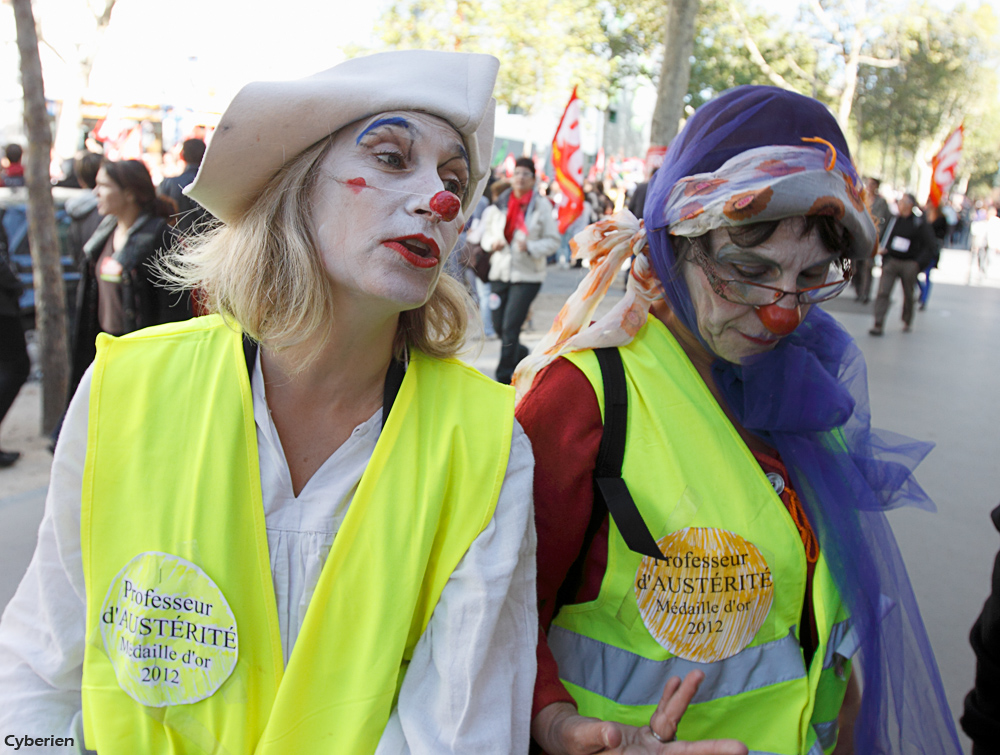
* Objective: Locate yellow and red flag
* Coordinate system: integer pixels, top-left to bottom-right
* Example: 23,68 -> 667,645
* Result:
928,125 -> 963,208
552,87 -> 585,234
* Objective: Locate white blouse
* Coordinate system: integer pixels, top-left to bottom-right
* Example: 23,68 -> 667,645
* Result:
0,356 -> 537,754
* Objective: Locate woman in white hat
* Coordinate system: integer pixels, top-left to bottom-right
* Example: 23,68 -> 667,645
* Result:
0,51 -> 537,754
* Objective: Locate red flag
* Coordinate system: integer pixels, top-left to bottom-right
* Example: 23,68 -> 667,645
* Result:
552,87 -> 585,234
928,125 -> 963,208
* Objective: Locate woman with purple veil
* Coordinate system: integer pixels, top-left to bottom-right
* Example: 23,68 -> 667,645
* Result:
516,86 -> 962,754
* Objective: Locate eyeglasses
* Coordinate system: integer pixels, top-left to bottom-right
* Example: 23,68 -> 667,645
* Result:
688,245 -> 853,306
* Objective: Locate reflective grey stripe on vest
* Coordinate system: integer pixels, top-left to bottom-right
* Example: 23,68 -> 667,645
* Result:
823,619 -> 852,669
806,738 -> 825,755
823,594 -> 896,669
549,625 -> 806,706
814,719 -> 838,750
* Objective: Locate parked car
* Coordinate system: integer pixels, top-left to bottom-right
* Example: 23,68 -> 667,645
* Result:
0,186 -> 88,332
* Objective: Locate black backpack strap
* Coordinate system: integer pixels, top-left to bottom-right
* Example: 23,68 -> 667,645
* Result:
594,348 -> 627,478
381,356 -> 406,431
593,348 -> 665,560
555,349 -> 664,611
243,335 -> 258,375
242,336 -> 405,431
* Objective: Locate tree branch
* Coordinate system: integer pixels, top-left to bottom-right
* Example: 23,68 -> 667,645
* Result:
857,54 -> 900,68
809,0 -> 845,45
728,3 -> 795,91
92,0 -> 117,29
34,29 -> 67,66
784,56 -> 839,98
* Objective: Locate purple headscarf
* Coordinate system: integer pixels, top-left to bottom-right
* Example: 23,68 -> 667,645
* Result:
646,86 -> 961,753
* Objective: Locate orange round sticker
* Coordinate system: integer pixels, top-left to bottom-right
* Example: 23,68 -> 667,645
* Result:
635,527 -> 773,663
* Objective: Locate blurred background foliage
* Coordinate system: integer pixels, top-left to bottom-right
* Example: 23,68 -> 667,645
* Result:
354,0 -> 1000,197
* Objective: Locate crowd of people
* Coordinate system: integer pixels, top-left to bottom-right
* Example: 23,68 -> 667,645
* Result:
447,146 -> 998,378
0,50 -> 996,755
0,138 -> 212,466
451,166 -> 634,382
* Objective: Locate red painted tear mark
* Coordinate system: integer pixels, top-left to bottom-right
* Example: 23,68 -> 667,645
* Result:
346,177 -> 367,193
430,191 -> 461,222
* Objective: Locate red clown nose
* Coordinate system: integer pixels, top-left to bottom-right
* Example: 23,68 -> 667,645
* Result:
429,191 -> 461,222
755,303 -> 802,336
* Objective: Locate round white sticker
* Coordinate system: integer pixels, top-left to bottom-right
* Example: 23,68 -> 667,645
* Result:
635,527 -> 773,663
100,552 -> 238,706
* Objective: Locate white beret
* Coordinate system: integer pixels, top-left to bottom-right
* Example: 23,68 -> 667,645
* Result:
186,50 -> 500,225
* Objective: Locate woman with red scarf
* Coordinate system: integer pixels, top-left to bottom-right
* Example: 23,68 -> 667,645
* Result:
480,156 -> 560,383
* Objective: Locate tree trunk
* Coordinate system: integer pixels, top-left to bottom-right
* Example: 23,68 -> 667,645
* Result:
853,92 -> 863,162
836,27 -> 863,130
12,0 -> 70,435
880,112 -> 890,178
650,0 -> 700,150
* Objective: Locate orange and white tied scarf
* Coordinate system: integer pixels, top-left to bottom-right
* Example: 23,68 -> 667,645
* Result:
512,210 -> 662,401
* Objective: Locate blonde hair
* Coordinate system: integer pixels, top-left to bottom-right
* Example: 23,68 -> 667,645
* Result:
163,136 -> 471,368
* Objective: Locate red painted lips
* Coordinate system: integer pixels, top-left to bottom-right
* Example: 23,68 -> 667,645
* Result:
384,234 -> 441,269
738,332 -> 780,346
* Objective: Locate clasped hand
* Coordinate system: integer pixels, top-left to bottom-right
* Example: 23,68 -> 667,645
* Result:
531,671 -> 748,755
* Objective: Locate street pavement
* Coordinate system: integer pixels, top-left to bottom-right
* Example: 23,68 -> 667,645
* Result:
1,249 -> 998,751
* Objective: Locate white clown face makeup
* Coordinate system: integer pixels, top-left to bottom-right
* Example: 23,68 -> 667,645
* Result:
681,218 -> 837,364
309,111 -> 470,311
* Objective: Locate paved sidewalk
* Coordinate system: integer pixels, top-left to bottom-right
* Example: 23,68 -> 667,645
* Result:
0,378 -> 52,612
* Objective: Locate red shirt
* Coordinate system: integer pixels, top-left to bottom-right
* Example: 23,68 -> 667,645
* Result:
516,357 -> 819,721
1,162 -> 24,187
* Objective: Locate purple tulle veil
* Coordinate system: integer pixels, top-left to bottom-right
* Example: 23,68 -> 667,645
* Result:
645,86 -> 962,753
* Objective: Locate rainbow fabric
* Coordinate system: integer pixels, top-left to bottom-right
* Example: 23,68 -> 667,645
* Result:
662,143 -> 877,260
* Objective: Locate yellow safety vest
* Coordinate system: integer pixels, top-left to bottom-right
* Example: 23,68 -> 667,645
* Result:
80,315 -> 514,754
552,315 -> 852,755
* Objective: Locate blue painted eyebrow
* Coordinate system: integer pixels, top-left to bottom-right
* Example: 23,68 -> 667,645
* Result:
356,117 -> 411,144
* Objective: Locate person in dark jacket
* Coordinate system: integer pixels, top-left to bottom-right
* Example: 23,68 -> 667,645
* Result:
70,159 -> 188,393
962,504 -> 1000,754
870,193 -> 936,335
917,202 -> 948,311
157,138 -> 210,235
64,151 -> 104,266
0,215 -> 29,467
627,168 -> 657,221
